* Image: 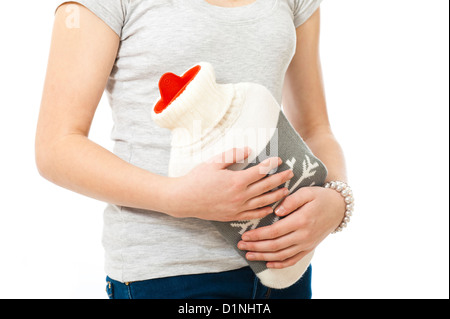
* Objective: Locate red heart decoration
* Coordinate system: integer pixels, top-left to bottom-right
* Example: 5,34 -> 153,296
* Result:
154,65 -> 202,114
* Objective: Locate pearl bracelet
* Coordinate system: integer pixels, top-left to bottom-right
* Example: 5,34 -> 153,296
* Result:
324,181 -> 354,234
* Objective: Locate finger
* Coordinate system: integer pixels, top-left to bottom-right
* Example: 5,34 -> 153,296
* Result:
238,231 -> 298,253
207,147 -> 251,169
243,157 -> 282,184
274,187 -> 315,217
247,169 -> 293,198
244,187 -> 289,212
234,206 -> 274,221
241,216 -> 298,242
267,250 -> 313,269
244,245 -> 301,263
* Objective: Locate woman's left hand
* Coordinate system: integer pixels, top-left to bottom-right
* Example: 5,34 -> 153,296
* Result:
238,186 -> 346,269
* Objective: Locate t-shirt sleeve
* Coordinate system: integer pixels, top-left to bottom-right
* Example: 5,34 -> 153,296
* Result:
55,0 -> 127,37
293,0 -> 323,28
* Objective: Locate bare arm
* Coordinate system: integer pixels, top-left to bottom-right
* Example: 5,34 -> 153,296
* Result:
282,8 -> 347,183
35,4 -> 172,212
35,4 -> 291,221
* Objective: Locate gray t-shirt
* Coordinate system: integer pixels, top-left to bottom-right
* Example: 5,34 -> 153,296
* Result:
56,0 -> 323,283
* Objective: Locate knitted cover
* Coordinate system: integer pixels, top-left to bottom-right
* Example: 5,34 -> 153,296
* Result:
151,62 -> 328,289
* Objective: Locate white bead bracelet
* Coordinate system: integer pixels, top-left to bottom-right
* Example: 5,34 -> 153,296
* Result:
324,181 -> 354,234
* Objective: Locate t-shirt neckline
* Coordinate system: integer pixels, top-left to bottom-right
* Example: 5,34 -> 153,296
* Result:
179,0 -> 278,24
196,0 -> 260,9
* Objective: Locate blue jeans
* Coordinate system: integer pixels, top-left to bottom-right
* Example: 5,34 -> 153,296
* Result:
106,265 -> 312,299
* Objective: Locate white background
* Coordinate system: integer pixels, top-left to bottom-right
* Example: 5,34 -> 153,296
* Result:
0,0 -> 448,299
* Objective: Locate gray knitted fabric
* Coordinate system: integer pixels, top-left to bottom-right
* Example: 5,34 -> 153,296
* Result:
214,111 -> 328,276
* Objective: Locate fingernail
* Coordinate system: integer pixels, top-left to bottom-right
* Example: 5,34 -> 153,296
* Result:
237,241 -> 246,250
246,253 -> 255,260
283,188 -> 290,196
242,234 -> 250,241
275,206 -> 286,216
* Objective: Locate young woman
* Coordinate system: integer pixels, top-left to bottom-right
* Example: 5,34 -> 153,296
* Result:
36,0 -> 349,299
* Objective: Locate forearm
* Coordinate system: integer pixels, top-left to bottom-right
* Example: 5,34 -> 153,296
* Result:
36,134 -> 174,214
303,128 -> 348,183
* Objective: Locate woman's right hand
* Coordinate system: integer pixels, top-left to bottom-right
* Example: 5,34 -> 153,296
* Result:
167,148 -> 293,222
